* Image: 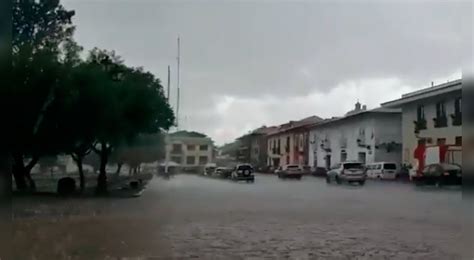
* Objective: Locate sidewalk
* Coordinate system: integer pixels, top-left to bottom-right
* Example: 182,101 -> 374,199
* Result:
13,172 -> 154,198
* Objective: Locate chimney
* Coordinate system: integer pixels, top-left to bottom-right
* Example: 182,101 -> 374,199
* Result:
431,81 -> 434,87
362,105 -> 367,110
355,101 -> 361,111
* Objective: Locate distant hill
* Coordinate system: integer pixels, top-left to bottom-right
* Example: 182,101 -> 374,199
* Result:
219,140 -> 241,157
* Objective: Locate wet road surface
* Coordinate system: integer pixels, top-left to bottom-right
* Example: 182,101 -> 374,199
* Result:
12,174 -> 465,259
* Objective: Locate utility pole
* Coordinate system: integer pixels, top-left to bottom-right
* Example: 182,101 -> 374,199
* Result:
176,36 -> 181,130
167,65 -> 171,102
164,65 -> 171,175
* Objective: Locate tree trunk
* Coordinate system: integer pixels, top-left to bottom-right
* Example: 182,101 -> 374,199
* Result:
115,162 -> 123,176
77,157 -> 85,192
12,153 -> 37,191
12,162 -> 27,191
71,153 -> 86,192
96,142 -> 109,194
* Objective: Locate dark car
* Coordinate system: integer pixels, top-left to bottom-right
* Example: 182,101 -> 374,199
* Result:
215,167 -> 233,178
312,167 -> 328,177
302,165 -> 312,175
277,165 -> 303,180
414,163 -> 461,186
231,164 -> 255,183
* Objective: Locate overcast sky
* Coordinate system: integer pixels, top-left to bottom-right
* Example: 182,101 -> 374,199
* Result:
62,0 -> 470,145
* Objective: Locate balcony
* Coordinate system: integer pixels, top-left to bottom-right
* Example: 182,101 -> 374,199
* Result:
433,116 -> 447,128
414,119 -> 427,133
451,113 -> 462,126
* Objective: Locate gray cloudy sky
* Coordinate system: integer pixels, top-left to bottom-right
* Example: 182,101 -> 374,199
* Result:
63,0 -> 471,145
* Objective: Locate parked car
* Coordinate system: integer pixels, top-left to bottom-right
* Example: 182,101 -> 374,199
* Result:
215,167 -> 232,178
413,163 -> 462,186
312,167 -> 328,177
203,163 -> 217,176
326,162 -> 366,185
302,165 -> 312,175
231,164 -> 255,183
365,162 -> 399,180
277,165 -> 303,179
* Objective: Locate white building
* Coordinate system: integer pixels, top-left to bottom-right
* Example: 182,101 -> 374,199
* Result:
308,103 -> 402,169
165,133 -> 214,170
381,79 -> 462,166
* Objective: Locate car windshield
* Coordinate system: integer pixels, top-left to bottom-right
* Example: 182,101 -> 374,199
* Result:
343,163 -> 364,169
237,165 -> 252,170
383,164 -> 397,170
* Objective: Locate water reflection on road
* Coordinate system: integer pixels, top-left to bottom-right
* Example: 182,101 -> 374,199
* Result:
12,174 -> 463,259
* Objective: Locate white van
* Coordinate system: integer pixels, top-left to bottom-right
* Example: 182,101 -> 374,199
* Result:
365,162 -> 399,180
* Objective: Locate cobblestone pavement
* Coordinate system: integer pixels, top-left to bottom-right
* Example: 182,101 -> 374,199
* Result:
12,174 -> 467,259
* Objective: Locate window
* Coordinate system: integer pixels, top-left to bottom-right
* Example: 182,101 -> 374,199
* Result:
434,101 -> 447,128
186,156 -> 196,165
383,163 -> 397,170
415,105 -> 427,131
171,156 -> 182,164
417,105 -> 425,120
172,144 -> 182,153
455,136 -> 462,146
199,145 -> 208,151
343,163 -> 364,169
340,151 -> 347,162
437,138 -> 446,145
199,156 -> 208,165
277,139 -> 281,154
187,144 -> 196,151
455,97 -> 461,114
358,152 -> 366,164
417,138 -> 426,145
453,97 -> 462,126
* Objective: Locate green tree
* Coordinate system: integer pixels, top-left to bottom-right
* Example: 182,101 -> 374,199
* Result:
111,133 -> 166,175
9,0 -> 76,191
86,49 -> 174,193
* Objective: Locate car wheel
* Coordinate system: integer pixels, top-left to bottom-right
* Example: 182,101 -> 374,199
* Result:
335,176 -> 342,184
326,176 -> 331,183
359,180 -> 365,186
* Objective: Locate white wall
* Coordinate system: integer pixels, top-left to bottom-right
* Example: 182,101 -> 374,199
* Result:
166,139 -> 214,167
309,113 -> 402,168
401,91 -> 462,165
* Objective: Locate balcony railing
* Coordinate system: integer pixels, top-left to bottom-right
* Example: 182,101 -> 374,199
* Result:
414,119 -> 427,133
433,116 -> 447,128
451,113 -> 462,126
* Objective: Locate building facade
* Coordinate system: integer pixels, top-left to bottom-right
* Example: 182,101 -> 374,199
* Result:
267,116 -> 322,168
165,134 -> 214,169
237,126 -> 277,168
308,104 -> 402,169
381,80 -> 462,166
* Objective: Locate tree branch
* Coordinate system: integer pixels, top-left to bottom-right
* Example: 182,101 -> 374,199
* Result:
70,153 -> 78,162
25,155 -> 39,172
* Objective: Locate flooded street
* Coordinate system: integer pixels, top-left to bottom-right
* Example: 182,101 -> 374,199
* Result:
13,174 -> 464,259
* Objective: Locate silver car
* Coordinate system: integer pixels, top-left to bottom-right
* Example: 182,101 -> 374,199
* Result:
326,162 -> 366,185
